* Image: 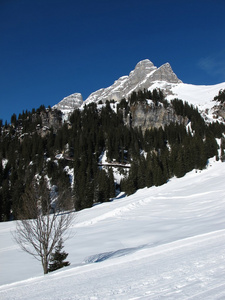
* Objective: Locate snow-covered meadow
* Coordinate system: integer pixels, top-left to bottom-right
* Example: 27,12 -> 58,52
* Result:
1,158 -> 225,299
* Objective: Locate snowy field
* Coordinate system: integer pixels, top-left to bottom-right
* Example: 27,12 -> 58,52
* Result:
1,158 -> 225,299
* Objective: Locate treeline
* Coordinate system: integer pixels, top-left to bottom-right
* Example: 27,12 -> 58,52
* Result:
0,89 -> 225,221
128,88 -> 166,106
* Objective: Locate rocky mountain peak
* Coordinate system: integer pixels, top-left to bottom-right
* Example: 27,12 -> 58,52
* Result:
154,62 -> 182,83
53,93 -> 83,115
53,59 -> 182,114
127,59 -> 157,85
132,59 -> 156,74
83,60 -> 182,106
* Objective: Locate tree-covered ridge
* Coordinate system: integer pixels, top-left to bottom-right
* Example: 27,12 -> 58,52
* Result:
0,89 -> 225,221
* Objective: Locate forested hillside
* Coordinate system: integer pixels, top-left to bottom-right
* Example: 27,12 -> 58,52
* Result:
0,89 -> 225,221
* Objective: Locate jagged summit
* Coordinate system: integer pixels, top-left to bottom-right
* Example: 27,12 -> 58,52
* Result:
154,62 -> 182,83
53,59 -> 225,123
131,59 -> 156,75
53,60 -> 182,113
84,59 -> 182,106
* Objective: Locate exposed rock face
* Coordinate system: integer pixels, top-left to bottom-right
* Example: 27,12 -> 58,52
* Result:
130,102 -> 187,131
53,93 -> 83,114
152,63 -> 182,83
33,109 -> 62,137
84,59 -> 182,105
40,109 -> 62,133
212,102 -> 225,120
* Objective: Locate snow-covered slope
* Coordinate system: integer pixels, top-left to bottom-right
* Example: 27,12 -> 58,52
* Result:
1,158 -> 225,299
167,82 -> 225,121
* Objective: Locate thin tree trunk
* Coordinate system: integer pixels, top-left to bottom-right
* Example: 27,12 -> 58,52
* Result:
42,255 -> 48,274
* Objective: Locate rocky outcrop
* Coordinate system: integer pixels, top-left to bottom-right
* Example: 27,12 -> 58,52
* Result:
130,102 -> 187,131
33,109 -> 62,137
40,109 -> 62,132
212,102 -> 225,120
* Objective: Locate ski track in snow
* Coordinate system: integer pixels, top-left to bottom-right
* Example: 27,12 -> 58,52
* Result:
0,159 -> 225,299
73,196 -> 153,227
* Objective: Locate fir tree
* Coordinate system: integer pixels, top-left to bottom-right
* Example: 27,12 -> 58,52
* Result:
214,89 -> 225,104
48,238 -> 70,272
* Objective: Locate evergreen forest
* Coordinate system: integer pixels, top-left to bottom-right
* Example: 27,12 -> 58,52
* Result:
0,89 -> 225,221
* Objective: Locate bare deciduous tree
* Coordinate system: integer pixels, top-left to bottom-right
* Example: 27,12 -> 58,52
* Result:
13,180 -> 74,274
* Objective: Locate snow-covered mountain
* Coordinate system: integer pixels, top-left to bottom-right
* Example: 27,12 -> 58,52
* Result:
53,59 -> 225,123
1,158 -> 225,299
1,60 -> 225,299
83,59 -> 182,105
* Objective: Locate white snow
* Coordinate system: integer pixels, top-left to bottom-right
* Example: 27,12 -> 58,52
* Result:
168,82 -> 225,108
1,158 -> 225,299
147,81 -> 225,123
55,153 -> 64,160
167,82 -> 225,122
2,158 -> 8,169
64,166 -> 74,189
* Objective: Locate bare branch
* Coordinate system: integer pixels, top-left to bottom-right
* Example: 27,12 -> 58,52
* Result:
12,180 -> 75,274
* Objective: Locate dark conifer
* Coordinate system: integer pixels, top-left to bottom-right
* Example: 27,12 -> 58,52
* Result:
48,238 -> 70,272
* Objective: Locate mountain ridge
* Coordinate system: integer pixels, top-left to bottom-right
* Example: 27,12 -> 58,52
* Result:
53,59 -> 181,108
53,59 -> 225,123
1,59 -> 225,222
83,60 -> 182,106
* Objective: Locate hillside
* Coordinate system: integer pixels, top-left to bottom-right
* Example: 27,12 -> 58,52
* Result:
1,158 -> 225,299
1,59 -> 225,221
1,58 -> 225,298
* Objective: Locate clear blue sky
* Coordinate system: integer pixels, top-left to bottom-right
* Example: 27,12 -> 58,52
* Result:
1,0 -> 225,123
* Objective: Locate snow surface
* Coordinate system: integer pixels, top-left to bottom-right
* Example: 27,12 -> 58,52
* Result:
169,82 -> 225,107
1,158 -> 225,299
167,82 -> 225,121
2,159 -> 8,169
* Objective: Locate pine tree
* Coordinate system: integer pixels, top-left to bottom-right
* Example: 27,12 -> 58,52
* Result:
108,167 -> 115,198
48,238 -> 70,272
214,89 -> 225,104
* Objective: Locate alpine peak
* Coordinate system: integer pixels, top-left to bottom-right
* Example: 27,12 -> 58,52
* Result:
83,60 -> 182,106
